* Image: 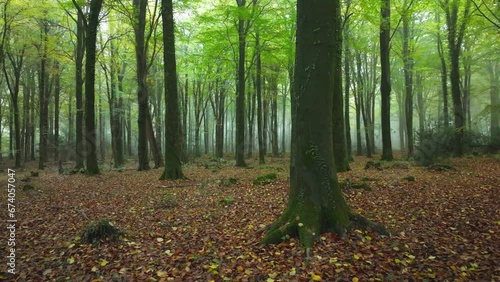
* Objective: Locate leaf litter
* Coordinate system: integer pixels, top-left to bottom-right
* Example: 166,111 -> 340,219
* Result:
0,156 -> 498,281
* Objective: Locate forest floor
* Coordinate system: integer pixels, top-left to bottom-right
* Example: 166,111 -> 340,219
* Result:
0,154 -> 499,281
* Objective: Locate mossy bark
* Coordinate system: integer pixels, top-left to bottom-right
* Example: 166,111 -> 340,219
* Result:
159,0 -> 185,180
261,0 -> 385,248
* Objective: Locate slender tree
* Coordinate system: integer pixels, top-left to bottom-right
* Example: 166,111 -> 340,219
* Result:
84,0 -> 103,175
441,0 -> 471,156
332,0 -> 349,171
133,0 -> 150,170
160,0 -> 184,180
235,0 -> 247,167
380,0 -> 393,161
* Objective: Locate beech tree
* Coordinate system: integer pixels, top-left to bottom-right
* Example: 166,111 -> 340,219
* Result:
262,0 -> 386,249
83,0 -> 103,175
380,0 -> 393,161
159,0 -> 184,180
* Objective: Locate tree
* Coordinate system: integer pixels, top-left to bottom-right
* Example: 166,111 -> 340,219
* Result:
262,0 -> 386,249
235,0 -> 247,167
332,0 -> 349,172
441,0 -> 471,157
380,0 -> 393,161
159,0 -> 184,180
71,0 -> 87,169
84,0 -> 103,175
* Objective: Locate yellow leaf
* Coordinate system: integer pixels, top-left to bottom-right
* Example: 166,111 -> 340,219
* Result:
352,277 -> 359,282
266,279 -> 274,282
100,260 -> 109,266
67,258 -> 75,264
310,272 -> 322,281
268,273 -> 277,279
119,268 -> 127,274
157,237 -> 164,242
157,270 -> 168,277
354,254 -> 361,260
91,266 -> 99,272
428,273 -> 436,278
289,267 -> 296,275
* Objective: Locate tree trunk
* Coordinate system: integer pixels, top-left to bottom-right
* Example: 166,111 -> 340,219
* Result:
437,15 -> 449,129
147,109 -> 163,168
343,8 -> 352,161
160,0 -> 185,180
38,23 -> 49,169
84,0 -> 103,175
235,0 -> 247,167
134,0 -> 150,170
402,1 -> 414,158
74,4 -> 85,169
332,0 -> 349,171
3,46 -> 24,168
256,35 -> 265,164
262,0 -> 386,249
487,63 -> 499,147
443,0 -> 470,157
54,63 -> 60,161
380,0 -> 393,161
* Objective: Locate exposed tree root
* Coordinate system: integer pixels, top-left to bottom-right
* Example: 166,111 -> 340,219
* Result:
349,213 -> 390,236
261,211 -> 390,249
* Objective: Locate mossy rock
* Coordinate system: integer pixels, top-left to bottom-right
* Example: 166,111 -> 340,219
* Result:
364,161 -> 383,171
252,173 -> 277,186
80,219 -> 123,245
389,161 -> 410,169
402,175 -> 415,181
158,190 -> 178,209
219,177 -> 239,187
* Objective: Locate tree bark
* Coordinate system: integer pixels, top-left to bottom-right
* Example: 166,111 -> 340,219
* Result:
380,0 -> 393,161
73,2 -> 86,169
160,0 -> 185,180
235,0 -> 247,167
262,0 -> 387,249
442,0 -> 470,157
84,0 -> 103,175
134,0 -> 150,170
332,0 -> 349,171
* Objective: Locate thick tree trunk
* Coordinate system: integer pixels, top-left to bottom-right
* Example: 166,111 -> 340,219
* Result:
380,0 -> 393,161
38,24 -> 49,169
443,0 -> 470,157
343,15 -> 353,161
262,0 -> 387,249
84,0 -> 103,175
147,109 -> 163,168
160,0 -> 184,180
74,6 -> 85,169
332,1 -> 349,171
256,36 -> 265,164
134,0 -> 150,170
487,63 -> 499,147
402,3 -> 414,158
235,0 -> 247,167
53,64 -> 60,161
437,32 -> 449,129
247,78 -> 255,158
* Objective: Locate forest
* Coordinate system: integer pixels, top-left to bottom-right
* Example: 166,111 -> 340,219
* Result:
0,0 -> 499,281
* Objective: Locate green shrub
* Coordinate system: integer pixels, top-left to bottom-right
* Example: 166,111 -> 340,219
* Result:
80,219 -> 123,245
252,173 -> 277,186
159,190 -> 178,208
